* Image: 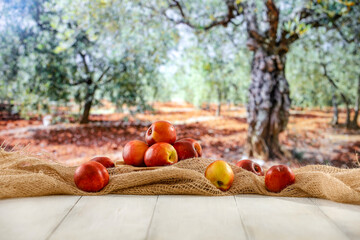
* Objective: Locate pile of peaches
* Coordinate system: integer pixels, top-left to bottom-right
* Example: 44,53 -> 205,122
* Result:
73,120 -> 295,193
122,120 -> 202,167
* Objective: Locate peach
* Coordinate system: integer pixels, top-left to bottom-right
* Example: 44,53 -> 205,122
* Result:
265,165 -> 295,193
176,138 -> 202,157
123,140 -> 149,167
173,140 -> 198,161
74,161 -> 109,192
236,159 -> 264,176
205,160 -> 234,191
145,121 -> 176,145
144,142 -> 178,167
90,156 -> 115,168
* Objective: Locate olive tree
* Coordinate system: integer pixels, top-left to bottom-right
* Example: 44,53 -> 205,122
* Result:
147,0 -> 357,159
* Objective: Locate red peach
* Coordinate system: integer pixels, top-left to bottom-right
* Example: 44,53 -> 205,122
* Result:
205,160 -> 234,191
173,141 -> 198,161
123,140 -> 149,167
236,159 -> 264,176
177,138 -> 202,157
90,156 -> 115,168
144,142 -> 178,167
145,121 -> 176,146
74,161 -> 109,192
265,165 -> 295,193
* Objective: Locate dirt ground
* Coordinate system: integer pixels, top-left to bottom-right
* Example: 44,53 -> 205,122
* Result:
1,102 -> 359,168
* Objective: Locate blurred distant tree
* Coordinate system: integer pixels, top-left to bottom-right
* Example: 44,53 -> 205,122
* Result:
319,1 -> 359,129
50,0 -> 174,123
334,2 -> 360,129
286,30 -> 358,125
0,0 -> 72,117
286,2 -> 359,129
196,32 -> 246,116
0,0 -> 175,123
199,28 -> 249,116
151,0 -> 357,160
165,26 -> 251,112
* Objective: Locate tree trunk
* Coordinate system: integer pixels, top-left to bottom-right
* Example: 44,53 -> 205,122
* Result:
345,102 -> 351,129
216,87 -> 222,117
331,87 -> 339,126
246,49 -> 291,160
322,63 -> 351,129
80,84 -> 97,124
80,100 -> 92,124
78,101 -> 82,120
216,103 -> 221,117
351,75 -> 360,129
334,92 -> 350,128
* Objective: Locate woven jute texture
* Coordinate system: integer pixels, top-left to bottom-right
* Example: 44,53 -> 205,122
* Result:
1,149 -> 360,204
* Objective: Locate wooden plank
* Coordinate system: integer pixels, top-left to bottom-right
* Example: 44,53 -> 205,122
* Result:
49,195 -> 158,240
2,195 -> 358,240
0,196 -> 80,240
312,198 -> 360,240
147,195 -> 247,240
235,195 -> 349,240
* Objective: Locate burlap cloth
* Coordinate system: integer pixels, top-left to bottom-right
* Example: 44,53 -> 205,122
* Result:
1,149 -> 360,204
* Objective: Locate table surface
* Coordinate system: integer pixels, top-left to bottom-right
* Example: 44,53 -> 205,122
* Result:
0,195 -> 359,240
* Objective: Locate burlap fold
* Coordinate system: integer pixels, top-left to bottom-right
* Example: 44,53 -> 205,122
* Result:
1,149 -> 360,204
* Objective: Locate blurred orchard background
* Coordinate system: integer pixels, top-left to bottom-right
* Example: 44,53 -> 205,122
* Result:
0,0 -> 359,168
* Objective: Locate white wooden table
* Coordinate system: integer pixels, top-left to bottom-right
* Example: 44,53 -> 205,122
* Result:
0,195 -> 359,240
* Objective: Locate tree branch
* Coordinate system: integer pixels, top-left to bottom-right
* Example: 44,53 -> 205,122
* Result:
68,79 -> 88,86
162,0 -> 243,30
168,0 -> 186,18
96,66 -> 110,83
97,62 -> 127,85
244,1 -> 265,45
230,19 -> 243,27
79,52 -> 90,75
265,0 -> 279,48
333,21 -> 356,44
280,7 -> 343,47
144,0 -> 268,49
100,77 -> 114,85
321,63 -> 350,105
225,32 -> 239,48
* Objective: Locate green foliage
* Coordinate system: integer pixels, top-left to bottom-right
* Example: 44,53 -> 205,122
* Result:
158,26 -> 251,107
0,0 -> 177,120
0,0 -> 359,120
287,0 -> 360,109
287,36 -> 358,108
